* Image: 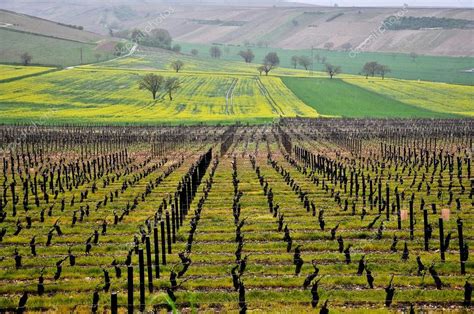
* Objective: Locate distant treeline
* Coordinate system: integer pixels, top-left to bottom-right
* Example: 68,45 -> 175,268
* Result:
326,13 -> 344,22
190,19 -> 247,26
56,22 -> 84,31
385,16 -> 474,30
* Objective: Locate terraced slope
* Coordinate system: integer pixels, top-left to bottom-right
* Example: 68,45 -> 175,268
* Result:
1,2 -> 472,56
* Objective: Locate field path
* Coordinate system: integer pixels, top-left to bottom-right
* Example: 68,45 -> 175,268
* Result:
225,78 -> 238,115
67,43 -> 139,70
255,76 -> 285,116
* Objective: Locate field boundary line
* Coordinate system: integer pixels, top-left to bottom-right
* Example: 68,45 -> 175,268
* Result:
225,78 -> 238,115
0,68 -> 61,83
255,76 -> 284,116
0,27 -> 97,45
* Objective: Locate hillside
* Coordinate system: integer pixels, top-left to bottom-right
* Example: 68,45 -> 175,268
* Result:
0,44 -> 471,126
0,1 -> 473,56
0,9 -> 103,42
0,9 -> 121,66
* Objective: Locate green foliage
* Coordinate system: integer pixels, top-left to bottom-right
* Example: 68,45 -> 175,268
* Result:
114,42 -> 126,56
141,29 -> 172,50
384,16 -> 474,30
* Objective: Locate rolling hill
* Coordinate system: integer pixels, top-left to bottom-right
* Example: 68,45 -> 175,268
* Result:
0,9 -> 118,66
0,1 -> 473,56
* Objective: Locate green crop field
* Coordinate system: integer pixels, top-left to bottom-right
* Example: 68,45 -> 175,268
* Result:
0,29 -> 110,67
281,77 -> 470,118
178,42 -> 474,85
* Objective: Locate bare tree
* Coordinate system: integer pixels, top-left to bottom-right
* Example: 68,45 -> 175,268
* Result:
410,52 -> 418,62
20,53 -> 32,66
238,49 -> 255,63
324,42 -> 334,50
362,61 -> 379,78
325,63 -> 341,79
341,42 -> 352,51
291,56 -> 299,69
94,53 -> 102,62
164,77 -> 181,101
376,64 -> 391,79
298,56 -> 312,70
139,73 -> 164,100
257,40 -> 269,49
261,52 -> 280,76
170,60 -> 184,73
190,49 -> 199,56
315,54 -> 321,64
210,46 -> 222,59
257,66 -> 265,76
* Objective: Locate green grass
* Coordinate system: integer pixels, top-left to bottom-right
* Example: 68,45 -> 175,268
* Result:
281,77 -> 459,118
178,42 -> 474,85
0,29 -> 111,67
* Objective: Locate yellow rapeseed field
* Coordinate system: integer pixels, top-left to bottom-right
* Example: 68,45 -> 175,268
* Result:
0,65 -> 53,81
1,58 -> 472,124
343,77 -> 474,117
0,66 -> 318,124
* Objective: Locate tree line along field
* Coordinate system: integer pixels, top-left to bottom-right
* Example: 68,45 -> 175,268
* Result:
177,42 -> 474,86
0,46 -> 473,124
0,120 -> 472,313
